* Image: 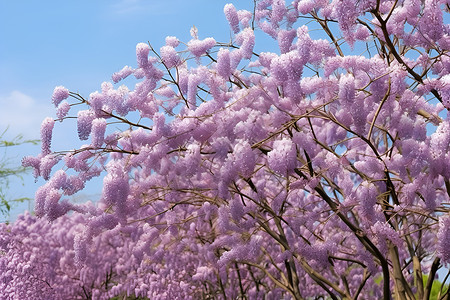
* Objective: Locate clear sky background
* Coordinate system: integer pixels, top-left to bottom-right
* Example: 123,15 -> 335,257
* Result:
0,0 -> 255,221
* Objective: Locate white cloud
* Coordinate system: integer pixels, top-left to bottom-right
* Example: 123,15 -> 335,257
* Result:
0,90 -> 54,139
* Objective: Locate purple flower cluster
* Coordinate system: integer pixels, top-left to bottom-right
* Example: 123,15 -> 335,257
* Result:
187,37 -> 216,58
77,110 -> 95,140
40,117 -> 54,155
51,86 -> 69,106
224,3 -> 240,34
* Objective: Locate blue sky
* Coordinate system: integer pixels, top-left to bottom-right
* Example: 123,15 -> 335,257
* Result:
0,0 -> 253,221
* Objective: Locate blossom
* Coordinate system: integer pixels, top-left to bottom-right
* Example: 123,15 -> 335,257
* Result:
216,48 -> 231,78
160,45 -> 180,68
77,110 -> 95,140
91,118 -> 107,147
112,65 -> 134,83
277,29 -> 296,54
101,162 -> 130,214
88,91 -> 105,114
233,139 -> 256,177
40,117 -> 55,155
74,233 -> 87,266
419,0 -> 444,41
51,86 -> 69,106
237,10 -> 252,28
236,28 -> 255,60
338,74 -> 355,103
39,154 -> 59,180
56,101 -> 70,120
22,155 -> 41,178
271,0 -> 287,25
297,0 -> 315,14
136,42 -> 150,68
437,217 -> 450,263
165,36 -> 179,47
34,184 -> 50,217
44,188 -> 63,221
267,138 -> 297,174
187,37 -> 216,57
224,3 -> 240,33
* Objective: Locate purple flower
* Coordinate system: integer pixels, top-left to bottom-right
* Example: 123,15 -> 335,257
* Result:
34,184 -> 49,217
91,118 -> 107,147
39,154 -> 59,180
437,217 -> 450,263
112,65 -> 134,83
297,0 -> 315,14
268,138 -> 297,174
216,48 -> 231,78
277,29 -> 296,54
51,86 -> 69,106
233,139 -> 255,177
77,110 -> 95,140
49,170 -> 68,190
165,36 -> 179,47
419,0 -> 444,41
236,28 -> 255,60
224,3 -> 240,33
271,0 -> 286,25
44,188 -> 62,220
89,91 -> 106,114
22,155 -> 41,178
136,43 -> 150,68
40,117 -> 55,155
188,37 -> 216,57
338,74 -> 355,104
160,45 -> 179,69
56,101 -> 70,120
101,162 -> 130,213
74,233 -> 87,266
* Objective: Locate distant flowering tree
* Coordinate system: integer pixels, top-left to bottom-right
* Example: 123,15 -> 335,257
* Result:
2,0 -> 450,298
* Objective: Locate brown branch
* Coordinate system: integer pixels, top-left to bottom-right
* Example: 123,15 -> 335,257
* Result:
424,258 -> 441,300
371,11 -> 443,105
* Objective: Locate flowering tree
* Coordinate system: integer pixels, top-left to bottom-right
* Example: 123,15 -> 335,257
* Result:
2,0 -> 450,298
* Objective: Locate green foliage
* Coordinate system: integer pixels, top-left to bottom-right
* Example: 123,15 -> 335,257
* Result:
0,128 -> 39,221
370,274 -> 449,299
422,274 -> 450,300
